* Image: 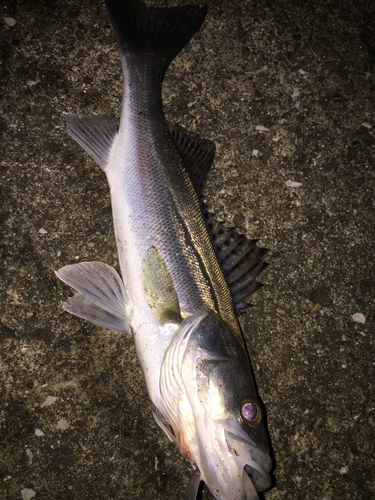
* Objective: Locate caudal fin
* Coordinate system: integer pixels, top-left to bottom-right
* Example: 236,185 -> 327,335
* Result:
105,0 -> 207,71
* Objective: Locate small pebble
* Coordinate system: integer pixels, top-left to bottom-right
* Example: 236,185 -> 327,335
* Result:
21,489 -> 36,500
4,16 -> 16,26
285,180 -> 303,188
56,419 -> 69,430
255,125 -> 270,132
292,87 -> 300,98
26,448 -> 33,466
352,313 -> 365,324
41,396 -> 58,407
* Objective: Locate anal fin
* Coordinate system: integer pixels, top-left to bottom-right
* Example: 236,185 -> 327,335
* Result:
67,114 -> 117,169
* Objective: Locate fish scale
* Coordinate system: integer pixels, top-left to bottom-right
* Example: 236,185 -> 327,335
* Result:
111,53 -> 235,329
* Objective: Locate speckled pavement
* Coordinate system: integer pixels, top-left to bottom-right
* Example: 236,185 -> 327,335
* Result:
1,1 -> 374,499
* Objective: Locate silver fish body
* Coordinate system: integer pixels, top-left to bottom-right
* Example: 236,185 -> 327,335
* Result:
106,52 -> 239,404
56,1 -> 273,498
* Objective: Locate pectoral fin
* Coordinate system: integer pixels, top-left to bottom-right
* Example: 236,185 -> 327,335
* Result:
56,261 -> 132,334
141,246 -> 182,325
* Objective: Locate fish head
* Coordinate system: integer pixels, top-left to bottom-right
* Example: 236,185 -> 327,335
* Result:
159,311 -> 272,500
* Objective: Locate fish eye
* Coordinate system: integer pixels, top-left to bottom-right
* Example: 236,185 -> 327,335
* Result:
241,398 -> 262,427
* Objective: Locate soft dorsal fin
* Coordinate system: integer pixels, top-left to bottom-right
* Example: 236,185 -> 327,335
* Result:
66,114 -> 118,169
169,124 -> 215,199
55,261 -> 132,333
207,212 -> 268,315
141,246 -> 182,325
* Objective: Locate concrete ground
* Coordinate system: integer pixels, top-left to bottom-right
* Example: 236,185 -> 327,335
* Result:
1,0 -> 374,499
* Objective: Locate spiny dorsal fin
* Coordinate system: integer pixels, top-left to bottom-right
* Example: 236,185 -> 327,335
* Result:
67,114 -> 117,169
55,261 -> 132,333
169,124 -> 215,199
141,246 -> 182,325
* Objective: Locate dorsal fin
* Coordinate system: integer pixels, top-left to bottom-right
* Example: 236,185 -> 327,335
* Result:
169,124 -> 215,199
169,124 -> 268,316
206,207 -> 268,315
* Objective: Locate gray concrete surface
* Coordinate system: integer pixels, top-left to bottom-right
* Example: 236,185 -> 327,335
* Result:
1,0 -> 374,499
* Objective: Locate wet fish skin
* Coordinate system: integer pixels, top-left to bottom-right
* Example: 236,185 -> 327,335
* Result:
56,0 -> 273,498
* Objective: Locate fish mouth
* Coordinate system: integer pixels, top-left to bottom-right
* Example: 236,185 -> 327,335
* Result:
243,465 -> 260,500
224,428 -> 272,492
244,462 -> 272,493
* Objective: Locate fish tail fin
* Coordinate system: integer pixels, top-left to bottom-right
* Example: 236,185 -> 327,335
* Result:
105,0 -> 208,71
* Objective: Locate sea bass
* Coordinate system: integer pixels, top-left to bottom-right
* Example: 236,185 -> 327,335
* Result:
56,0 -> 272,498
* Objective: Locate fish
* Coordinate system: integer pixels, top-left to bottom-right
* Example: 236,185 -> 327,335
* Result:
55,0 -> 273,498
